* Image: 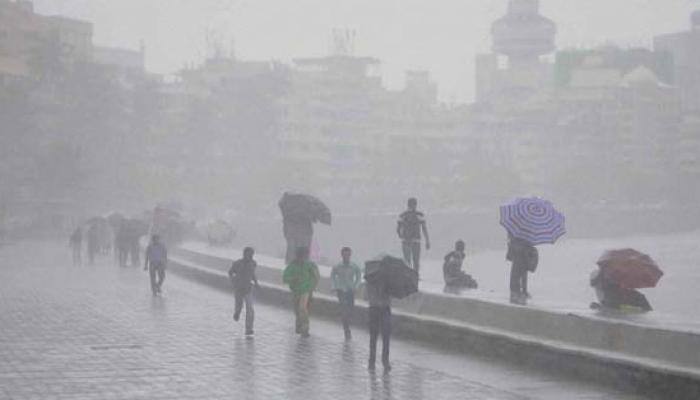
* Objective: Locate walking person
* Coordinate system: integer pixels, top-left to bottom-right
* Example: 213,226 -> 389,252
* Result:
365,264 -> 393,372
229,247 -> 260,336
86,223 -> 100,265
397,198 -> 430,275
144,235 -> 168,295
506,234 -> 538,305
283,247 -> 320,338
331,247 -> 362,340
69,227 -> 82,266
115,223 -> 129,267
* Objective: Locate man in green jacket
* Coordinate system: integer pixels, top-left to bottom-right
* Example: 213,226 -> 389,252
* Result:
283,247 -> 320,337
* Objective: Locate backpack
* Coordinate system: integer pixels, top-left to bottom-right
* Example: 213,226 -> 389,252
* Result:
525,245 -> 539,272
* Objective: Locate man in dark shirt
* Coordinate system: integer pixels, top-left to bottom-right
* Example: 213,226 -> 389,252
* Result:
229,247 -> 259,336
397,198 -> 430,274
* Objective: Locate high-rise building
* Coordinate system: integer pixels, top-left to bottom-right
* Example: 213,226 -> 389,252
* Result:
654,11 -> 700,113
0,0 -> 93,81
476,0 -> 556,105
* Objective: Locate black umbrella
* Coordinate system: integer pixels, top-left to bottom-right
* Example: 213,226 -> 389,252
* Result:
125,218 -> 149,238
279,192 -> 331,225
106,212 -> 125,230
365,255 -> 418,299
84,216 -> 107,227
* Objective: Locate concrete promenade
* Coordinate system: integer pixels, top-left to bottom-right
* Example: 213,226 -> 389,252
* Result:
0,241 -> 651,399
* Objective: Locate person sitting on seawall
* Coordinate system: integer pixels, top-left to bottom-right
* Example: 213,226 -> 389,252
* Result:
590,269 -> 652,313
443,240 -> 477,290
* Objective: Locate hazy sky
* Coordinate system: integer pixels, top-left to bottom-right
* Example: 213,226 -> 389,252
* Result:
34,0 -> 699,102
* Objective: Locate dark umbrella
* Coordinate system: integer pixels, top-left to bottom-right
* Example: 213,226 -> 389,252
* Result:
84,216 -> 107,227
365,255 -> 418,299
106,212 -> 125,229
125,218 -> 149,238
279,192 -> 331,225
597,249 -> 663,289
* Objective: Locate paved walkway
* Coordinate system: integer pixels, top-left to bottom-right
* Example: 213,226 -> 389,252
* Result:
0,242 -> 650,399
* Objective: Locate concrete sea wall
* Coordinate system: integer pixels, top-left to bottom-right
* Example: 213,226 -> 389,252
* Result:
170,245 -> 700,399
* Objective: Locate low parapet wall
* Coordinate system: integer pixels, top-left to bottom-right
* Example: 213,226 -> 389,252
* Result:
170,245 -> 700,399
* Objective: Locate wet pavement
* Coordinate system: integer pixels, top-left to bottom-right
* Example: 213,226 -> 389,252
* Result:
0,241 -> 651,399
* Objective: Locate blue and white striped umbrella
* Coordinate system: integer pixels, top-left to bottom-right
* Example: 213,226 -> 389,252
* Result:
499,197 -> 566,245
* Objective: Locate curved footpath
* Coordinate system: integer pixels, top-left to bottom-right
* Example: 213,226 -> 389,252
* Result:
0,241 -> 655,400
171,242 -> 700,399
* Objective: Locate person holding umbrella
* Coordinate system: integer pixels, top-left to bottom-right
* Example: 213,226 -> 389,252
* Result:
364,255 -> 419,372
500,197 -> 566,305
283,247 -> 320,338
365,265 -> 393,372
279,193 -> 331,264
506,234 -> 538,305
590,249 -> 661,312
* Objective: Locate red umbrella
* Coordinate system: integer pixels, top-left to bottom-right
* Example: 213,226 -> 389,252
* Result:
597,249 -> 663,289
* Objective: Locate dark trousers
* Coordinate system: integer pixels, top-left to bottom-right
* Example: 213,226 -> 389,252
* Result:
369,306 -> 391,366
509,263 -> 528,294
149,263 -> 166,293
234,290 -> 255,332
337,290 -> 355,334
117,245 -> 128,267
88,243 -> 98,265
402,241 -> 421,273
72,245 -> 81,266
130,243 -> 140,266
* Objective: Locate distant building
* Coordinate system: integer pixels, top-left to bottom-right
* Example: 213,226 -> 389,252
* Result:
281,50 -> 386,196
476,0 -> 556,105
92,45 -> 145,73
554,46 -> 674,88
0,0 -> 43,80
472,1 -> 686,199
45,15 -> 93,63
278,31 -> 468,208
0,0 -> 93,81
653,10 -> 700,114
677,114 -> 700,175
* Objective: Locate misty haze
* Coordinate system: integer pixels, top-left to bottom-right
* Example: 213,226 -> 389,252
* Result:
1,0 -> 699,399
